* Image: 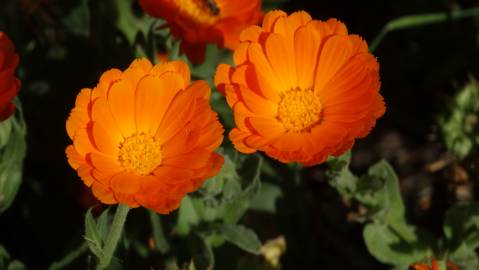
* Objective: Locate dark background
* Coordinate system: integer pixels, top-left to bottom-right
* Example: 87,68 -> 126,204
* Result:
1,0 -> 479,269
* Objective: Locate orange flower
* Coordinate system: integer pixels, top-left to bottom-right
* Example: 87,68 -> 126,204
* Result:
139,0 -> 262,64
411,258 -> 460,270
0,32 -> 20,121
215,10 -> 385,166
66,58 -> 224,214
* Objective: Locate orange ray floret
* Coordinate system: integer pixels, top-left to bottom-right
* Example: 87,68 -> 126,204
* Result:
411,258 -> 460,270
139,0 -> 262,64
66,58 -> 224,214
0,32 -> 20,121
215,10 -> 386,166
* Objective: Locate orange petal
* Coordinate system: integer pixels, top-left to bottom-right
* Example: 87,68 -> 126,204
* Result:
135,73 -> 183,134
91,181 -> 117,204
156,87 -> 196,143
294,24 -> 321,91
110,172 -> 141,194
262,10 -> 287,32
91,122 -> 121,155
151,60 -> 190,86
247,42 -> 287,93
248,117 -> 285,138
229,128 -> 256,153
107,80 -> 136,137
313,35 -> 353,95
264,33 -> 296,89
66,145 -> 84,169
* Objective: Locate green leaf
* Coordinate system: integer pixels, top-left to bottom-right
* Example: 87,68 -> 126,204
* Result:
327,151 -> 358,198
0,100 -> 27,214
223,155 -> 262,224
176,196 -> 201,236
149,210 -> 170,253
0,117 -> 12,149
438,77 -> 479,159
363,223 -> 432,268
84,208 -> 104,259
449,243 -> 479,270
250,182 -> 282,213
370,6 -> 479,51
192,234 -> 215,270
220,224 -> 262,255
444,202 -> 479,253
366,160 -> 406,225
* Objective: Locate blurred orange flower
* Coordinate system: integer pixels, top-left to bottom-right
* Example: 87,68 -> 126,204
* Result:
139,0 -> 262,64
66,58 -> 224,214
0,32 -> 20,121
215,10 -> 385,166
411,258 -> 460,270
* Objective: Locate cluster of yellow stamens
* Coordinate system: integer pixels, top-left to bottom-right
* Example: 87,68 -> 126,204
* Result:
118,133 -> 163,175
176,0 -> 220,25
277,88 -> 322,132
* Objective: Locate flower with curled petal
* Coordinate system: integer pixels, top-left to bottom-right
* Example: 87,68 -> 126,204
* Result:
0,32 -> 20,121
66,58 -> 224,214
215,10 -> 385,166
139,0 -> 262,64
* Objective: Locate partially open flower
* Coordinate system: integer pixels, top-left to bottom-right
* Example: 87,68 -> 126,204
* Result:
0,32 -> 20,121
139,0 -> 262,64
215,10 -> 385,166
66,58 -> 224,214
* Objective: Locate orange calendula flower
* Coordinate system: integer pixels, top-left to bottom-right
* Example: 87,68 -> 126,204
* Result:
139,0 -> 262,64
215,10 -> 385,166
411,258 -> 460,270
66,58 -> 224,214
0,32 -> 20,121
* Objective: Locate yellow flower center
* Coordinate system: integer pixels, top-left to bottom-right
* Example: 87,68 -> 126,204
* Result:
277,88 -> 322,132
177,0 -> 220,25
118,133 -> 162,175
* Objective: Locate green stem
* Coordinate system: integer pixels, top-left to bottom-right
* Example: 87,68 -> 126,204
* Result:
370,6 -> 479,52
97,204 -> 130,270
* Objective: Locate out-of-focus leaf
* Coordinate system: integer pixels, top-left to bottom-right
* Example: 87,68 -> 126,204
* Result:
250,182 -> 282,213
7,260 -> 25,270
444,202 -> 479,253
149,210 -> 170,253
220,224 -> 262,255
0,245 -> 10,270
0,118 -> 12,149
176,196 -> 200,236
449,243 -> 479,270
0,100 -> 27,214
62,0 -> 90,37
48,243 -> 88,270
192,234 -> 214,270
438,77 -> 479,159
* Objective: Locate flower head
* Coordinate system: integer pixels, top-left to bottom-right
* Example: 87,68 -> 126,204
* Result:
0,32 -> 20,121
215,10 -> 385,166
139,0 -> 262,64
66,58 -> 224,214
